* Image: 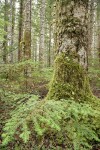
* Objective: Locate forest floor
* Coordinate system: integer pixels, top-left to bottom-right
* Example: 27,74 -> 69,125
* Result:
0,76 -> 100,150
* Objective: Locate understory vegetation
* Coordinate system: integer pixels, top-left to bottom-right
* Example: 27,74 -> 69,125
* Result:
0,60 -> 100,150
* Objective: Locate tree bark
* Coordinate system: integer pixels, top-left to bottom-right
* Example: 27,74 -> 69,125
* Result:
22,0 -> 32,91
39,0 -> 46,68
97,0 -> 100,63
9,0 -> 15,63
3,0 -> 8,63
18,0 -> 24,61
47,0 -> 93,101
48,23 -> 51,67
23,0 -> 31,60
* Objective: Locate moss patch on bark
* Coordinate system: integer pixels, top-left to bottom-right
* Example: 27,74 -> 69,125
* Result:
46,52 -> 93,102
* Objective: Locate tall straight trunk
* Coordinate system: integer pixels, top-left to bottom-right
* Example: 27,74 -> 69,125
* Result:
39,0 -> 46,68
34,41 -> 37,62
47,23 -> 51,67
97,0 -> 100,63
88,0 -> 94,55
3,0 -> 8,63
98,31 -> 100,63
88,0 -> 94,69
88,0 -> 98,66
22,0 -> 31,91
18,0 -> 24,61
23,0 -> 31,60
47,0 -> 93,101
9,0 -> 15,63
91,0 -> 98,60
34,37 -> 39,63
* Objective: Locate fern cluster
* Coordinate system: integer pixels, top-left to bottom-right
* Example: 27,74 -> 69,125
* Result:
1,94 -> 100,150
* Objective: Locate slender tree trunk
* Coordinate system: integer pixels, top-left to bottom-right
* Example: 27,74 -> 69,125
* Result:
9,0 -> 15,63
39,0 -> 46,68
23,0 -> 31,60
35,37 -> 39,63
22,0 -> 31,91
48,24 -> 51,67
47,0 -> 93,101
18,0 -> 24,61
88,0 -> 98,64
97,0 -> 100,63
88,0 -> 94,56
3,0 -> 8,63
98,31 -> 100,63
91,0 -> 98,60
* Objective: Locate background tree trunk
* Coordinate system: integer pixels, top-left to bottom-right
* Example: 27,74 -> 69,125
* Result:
47,23 -> 51,67
23,0 -> 31,91
97,0 -> 100,63
18,0 -> 24,61
9,0 -> 15,63
23,0 -> 31,60
39,0 -> 46,68
3,0 -> 8,63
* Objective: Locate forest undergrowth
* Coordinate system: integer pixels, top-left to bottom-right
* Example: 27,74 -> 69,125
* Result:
0,60 -> 100,150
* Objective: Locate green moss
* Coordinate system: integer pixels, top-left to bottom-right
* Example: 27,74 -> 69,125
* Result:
23,30 -> 31,46
23,30 -> 31,60
46,52 -> 93,102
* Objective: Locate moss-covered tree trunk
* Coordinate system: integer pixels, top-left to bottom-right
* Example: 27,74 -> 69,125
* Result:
47,0 -> 93,101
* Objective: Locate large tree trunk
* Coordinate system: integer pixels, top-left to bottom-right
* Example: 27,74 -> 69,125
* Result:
47,0 -> 93,101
